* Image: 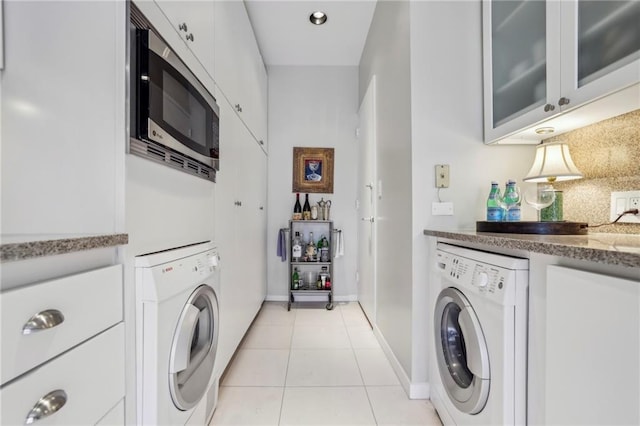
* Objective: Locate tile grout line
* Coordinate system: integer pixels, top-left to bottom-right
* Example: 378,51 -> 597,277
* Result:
277,303 -> 297,425
343,303 -> 380,425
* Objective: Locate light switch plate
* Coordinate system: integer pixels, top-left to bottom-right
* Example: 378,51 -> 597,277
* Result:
610,190 -> 640,223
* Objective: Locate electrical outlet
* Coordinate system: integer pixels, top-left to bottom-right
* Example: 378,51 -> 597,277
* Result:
610,191 -> 640,223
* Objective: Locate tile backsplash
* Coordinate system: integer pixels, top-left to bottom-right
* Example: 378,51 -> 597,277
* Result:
545,109 -> 640,234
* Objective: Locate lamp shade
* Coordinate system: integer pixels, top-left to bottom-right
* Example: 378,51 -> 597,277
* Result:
523,142 -> 583,183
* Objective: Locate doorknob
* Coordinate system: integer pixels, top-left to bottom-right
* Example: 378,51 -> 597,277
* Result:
360,216 -> 374,223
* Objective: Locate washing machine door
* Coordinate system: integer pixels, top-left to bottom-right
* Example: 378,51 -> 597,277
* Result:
434,287 -> 490,415
169,284 -> 219,411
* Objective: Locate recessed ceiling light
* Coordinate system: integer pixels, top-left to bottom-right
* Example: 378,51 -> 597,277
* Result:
535,126 -> 555,135
309,11 -> 327,25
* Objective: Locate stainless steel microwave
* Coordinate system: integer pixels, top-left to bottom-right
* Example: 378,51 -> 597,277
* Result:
130,10 -> 219,182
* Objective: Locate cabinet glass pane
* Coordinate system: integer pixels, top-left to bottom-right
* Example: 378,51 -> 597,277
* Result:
491,0 -> 546,127
577,1 -> 640,87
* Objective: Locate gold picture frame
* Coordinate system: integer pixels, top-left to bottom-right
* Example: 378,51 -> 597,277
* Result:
292,147 -> 334,193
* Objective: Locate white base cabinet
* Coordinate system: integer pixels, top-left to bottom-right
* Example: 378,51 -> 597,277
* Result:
545,265 -> 639,425
1,266 -> 125,426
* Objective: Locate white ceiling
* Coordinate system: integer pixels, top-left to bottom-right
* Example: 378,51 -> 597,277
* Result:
244,0 -> 377,66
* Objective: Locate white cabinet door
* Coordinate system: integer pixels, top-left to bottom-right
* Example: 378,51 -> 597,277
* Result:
154,0 -> 215,77
483,0 -> 640,144
214,97 -> 266,373
545,265 -> 640,426
560,0 -> 640,109
214,0 -> 268,145
483,0 -> 562,143
1,0 -> 124,234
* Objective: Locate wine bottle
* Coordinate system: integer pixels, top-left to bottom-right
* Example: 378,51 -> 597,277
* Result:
302,193 -> 311,220
293,193 -> 302,220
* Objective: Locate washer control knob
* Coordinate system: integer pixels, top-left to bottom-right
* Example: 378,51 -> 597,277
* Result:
209,254 -> 219,268
476,272 -> 489,288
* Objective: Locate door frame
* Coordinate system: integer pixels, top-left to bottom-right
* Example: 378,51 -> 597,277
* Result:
357,75 -> 378,325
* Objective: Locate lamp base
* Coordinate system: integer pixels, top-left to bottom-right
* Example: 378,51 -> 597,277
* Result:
476,220 -> 588,235
540,190 -> 563,221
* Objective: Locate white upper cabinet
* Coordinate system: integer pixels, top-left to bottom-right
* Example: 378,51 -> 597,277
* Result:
483,0 -> 640,144
154,0 -> 215,77
1,1 -> 125,235
214,0 -> 268,150
560,1 -> 640,107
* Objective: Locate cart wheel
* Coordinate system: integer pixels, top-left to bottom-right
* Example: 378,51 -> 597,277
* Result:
326,303 -> 334,310
288,302 -> 291,311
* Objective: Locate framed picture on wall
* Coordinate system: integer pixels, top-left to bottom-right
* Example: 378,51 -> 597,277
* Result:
292,147 -> 334,193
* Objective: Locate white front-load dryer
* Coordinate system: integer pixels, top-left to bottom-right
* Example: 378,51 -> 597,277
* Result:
430,243 -> 528,426
135,241 -> 221,425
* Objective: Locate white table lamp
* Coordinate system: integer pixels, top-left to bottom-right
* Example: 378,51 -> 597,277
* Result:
523,142 -> 583,221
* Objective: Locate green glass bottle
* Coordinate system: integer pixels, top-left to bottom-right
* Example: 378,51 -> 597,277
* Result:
292,268 -> 299,290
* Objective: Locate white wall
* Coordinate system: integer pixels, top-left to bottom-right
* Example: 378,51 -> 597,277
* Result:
409,0 -> 537,394
359,0 -> 414,381
266,66 -> 359,301
358,0 -> 539,396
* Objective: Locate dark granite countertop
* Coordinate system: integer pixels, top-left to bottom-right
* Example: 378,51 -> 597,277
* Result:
423,229 -> 640,269
0,234 -> 129,262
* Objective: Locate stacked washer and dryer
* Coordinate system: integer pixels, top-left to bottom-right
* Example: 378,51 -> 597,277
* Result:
135,241 -> 223,425
430,243 -> 529,425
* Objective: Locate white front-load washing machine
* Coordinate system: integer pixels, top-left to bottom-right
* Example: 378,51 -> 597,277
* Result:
135,241 -> 221,425
430,243 -> 528,425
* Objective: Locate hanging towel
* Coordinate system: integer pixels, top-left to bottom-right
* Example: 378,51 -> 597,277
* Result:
277,228 -> 287,261
334,230 -> 344,259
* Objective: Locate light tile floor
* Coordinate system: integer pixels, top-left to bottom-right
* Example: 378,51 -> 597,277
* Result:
210,302 -> 443,426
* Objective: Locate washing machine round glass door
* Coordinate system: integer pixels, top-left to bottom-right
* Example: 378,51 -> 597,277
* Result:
169,284 -> 219,411
434,287 -> 490,414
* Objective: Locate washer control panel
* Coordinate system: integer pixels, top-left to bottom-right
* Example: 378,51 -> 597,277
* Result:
436,243 -> 528,306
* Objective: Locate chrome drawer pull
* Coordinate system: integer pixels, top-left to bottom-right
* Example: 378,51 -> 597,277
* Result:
22,309 -> 65,335
25,389 -> 67,424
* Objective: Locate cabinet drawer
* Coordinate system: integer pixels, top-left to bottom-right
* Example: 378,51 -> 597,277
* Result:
1,324 -> 125,425
1,265 -> 123,384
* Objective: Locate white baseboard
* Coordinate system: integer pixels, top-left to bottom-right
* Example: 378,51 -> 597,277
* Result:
265,294 -> 358,302
373,324 -> 429,400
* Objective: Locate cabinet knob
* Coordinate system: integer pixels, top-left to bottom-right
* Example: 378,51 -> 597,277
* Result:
234,201 -> 242,206
259,140 -> 264,145
259,206 -> 264,210
186,33 -> 194,42
543,103 -> 556,112
235,104 -> 243,112
558,97 -> 570,106
178,23 -> 188,32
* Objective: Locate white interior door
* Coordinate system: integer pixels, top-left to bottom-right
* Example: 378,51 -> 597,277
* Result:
357,76 -> 377,325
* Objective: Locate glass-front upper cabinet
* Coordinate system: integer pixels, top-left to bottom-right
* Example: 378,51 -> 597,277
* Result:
482,0 -> 562,143
483,0 -> 640,144
561,0 -> 640,107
